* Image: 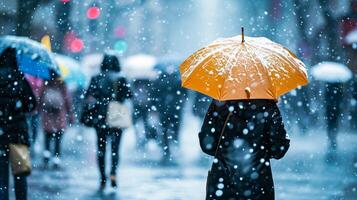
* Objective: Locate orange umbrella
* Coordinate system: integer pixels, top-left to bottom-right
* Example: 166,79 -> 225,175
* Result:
180,28 -> 308,100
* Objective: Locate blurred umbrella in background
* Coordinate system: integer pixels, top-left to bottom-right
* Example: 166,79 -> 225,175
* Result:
0,35 -> 60,80
345,28 -> 357,46
155,55 -> 183,75
311,62 -> 352,83
54,54 -> 86,91
123,54 -> 157,80
81,53 -> 103,78
180,29 -> 308,101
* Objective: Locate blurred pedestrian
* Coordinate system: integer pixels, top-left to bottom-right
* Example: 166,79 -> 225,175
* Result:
132,78 -> 156,150
153,68 -> 187,164
199,100 -> 290,200
85,54 -> 131,190
39,72 -> 74,169
325,83 -> 343,151
0,47 -> 36,200
25,75 -> 43,148
340,1 -> 357,129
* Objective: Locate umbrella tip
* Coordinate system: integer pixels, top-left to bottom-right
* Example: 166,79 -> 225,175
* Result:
241,27 -> 245,43
245,87 -> 250,99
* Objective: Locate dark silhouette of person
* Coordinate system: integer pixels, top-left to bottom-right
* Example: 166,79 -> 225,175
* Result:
200,100 -> 289,200
86,54 -> 132,190
0,47 -> 36,200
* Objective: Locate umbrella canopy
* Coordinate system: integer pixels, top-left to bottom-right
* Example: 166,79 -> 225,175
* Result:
311,61 -> 352,83
180,32 -> 308,100
123,54 -> 157,80
155,56 -> 183,75
81,53 -> 103,78
55,54 -> 86,90
346,28 -> 357,45
0,35 -> 59,80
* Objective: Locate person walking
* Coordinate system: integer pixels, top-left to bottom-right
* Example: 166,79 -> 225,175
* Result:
0,47 -> 36,200
85,54 -> 131,190
26,75 -> 43,148
153,68 -> 187,164
39,73 -> 74,168
132,78 -> 156,150
199,100 -> 290,199
179,30 -> 308,200
325,83 -> 343,151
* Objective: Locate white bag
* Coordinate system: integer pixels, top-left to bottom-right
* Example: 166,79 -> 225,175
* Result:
106,101 -> 132,129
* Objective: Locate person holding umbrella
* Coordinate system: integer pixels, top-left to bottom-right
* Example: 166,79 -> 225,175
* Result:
311,62 -> 352,153
180,29 -> 308,199
0,47 -> 36,200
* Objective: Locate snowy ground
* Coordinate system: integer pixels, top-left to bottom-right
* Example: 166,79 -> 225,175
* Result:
9,111 -> 357,200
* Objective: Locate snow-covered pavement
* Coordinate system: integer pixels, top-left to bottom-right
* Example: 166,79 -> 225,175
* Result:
14,113 -> 357,200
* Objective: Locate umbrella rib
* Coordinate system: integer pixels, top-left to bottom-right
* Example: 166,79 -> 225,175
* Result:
245,43 -> 276,97
263,46 -> 307,84
248,43 -> 308,96
245,45 -> 264,80
251,43 -> 305,74
219,45 -> 243,99
181,44 -> 236,86
250,44 -> 300,76
242,44 -> 255,92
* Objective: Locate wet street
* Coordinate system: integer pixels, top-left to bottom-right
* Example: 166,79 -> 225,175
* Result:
1,0 -> 357,199
12,114 -> 357,200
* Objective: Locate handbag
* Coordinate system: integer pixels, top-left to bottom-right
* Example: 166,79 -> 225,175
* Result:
107,101 -> 132,129
206,112 -> 232,196
9,144 -> 32,176
106,79 -> 132,129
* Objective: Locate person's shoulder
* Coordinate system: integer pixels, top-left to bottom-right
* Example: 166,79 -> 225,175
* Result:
115,73 -> 129,82
91,74 -> 102,82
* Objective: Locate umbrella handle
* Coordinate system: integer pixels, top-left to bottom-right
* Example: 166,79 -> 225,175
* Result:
241,27 -> 245,43
245,87 -> 250,99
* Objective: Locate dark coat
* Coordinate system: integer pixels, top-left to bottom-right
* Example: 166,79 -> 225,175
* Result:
39,80 -> 73,133
86,72 -> 132,128
132,79 -> 154,110
153,72 -> 187,116
199,100 -> 289,200
0,48 -> 36,146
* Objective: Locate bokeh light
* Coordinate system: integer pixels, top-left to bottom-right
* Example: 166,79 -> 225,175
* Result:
70,38 -> 84,53
87,6 -> 100,19
114,40 -> 128,53
114,26 -> 126,38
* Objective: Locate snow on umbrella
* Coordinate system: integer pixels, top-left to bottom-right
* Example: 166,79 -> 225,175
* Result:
123,54 -> 157,80
81,53 -> 103,78
0,35 -> 59,80
311,61 -> 352,83
54,54 -> 86,90
180,28 -> 308,100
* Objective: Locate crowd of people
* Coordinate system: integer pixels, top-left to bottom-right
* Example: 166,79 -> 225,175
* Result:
0,29 -> 353,199
0,47 -> 212,200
